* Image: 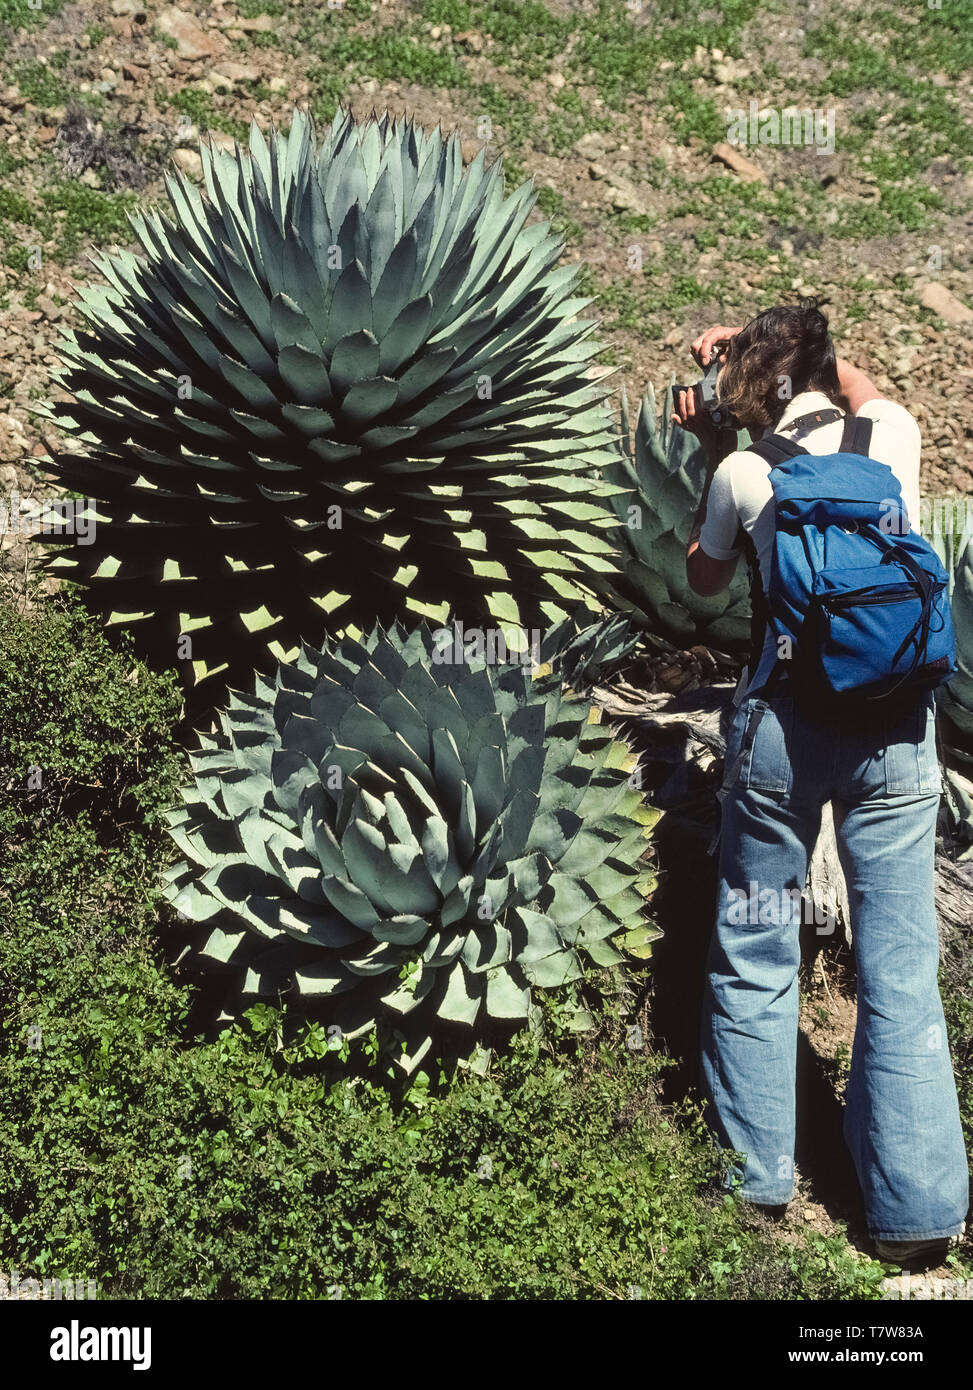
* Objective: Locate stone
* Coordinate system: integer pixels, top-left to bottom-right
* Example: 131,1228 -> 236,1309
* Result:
605,176 -> 650,217
235,14 -> 275,30
34,294 -> 60,320
710,141 -> 768,184
269,76 -> 288,94
212,61 -> 262,84
573,131 -> 612,160
172,147 -> 203,178
156,6 -> 225,61
920,282 -> 973,325
0,414 -> 28,464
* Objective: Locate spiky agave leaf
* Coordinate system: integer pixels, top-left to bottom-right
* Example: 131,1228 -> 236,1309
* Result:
38,107 -> 624,707
163,622 -> 661,1071
537,603 -> 640,695
594,384 -> 753,653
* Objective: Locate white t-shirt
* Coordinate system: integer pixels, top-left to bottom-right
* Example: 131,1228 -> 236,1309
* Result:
698,390 -> 922,703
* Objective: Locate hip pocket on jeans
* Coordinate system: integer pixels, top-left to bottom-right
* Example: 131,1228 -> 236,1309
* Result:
884,697 -> 942,795
743,698 -> 793,794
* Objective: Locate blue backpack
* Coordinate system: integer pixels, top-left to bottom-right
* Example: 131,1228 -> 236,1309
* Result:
740,409 -> 956,707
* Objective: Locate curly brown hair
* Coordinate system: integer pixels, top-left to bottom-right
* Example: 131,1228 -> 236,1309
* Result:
717,297 -> 841,431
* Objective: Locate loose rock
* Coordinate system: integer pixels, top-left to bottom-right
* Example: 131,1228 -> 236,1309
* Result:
710,141 -> 768,184
172,148 -> 203,178
156,6 -> 225,61
235,14 -> 275,30
574,131 -> 614,160
212,61 -> 262,85
920,282 -> 973,325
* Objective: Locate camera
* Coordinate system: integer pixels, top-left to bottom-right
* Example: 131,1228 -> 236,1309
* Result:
673,355 -> 739,430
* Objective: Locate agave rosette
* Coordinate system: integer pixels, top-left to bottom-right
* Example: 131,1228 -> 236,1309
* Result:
39,108 -> 624,705
597,384 -> 753,653
537,603 -> 640,694
164,622 -> 660,1070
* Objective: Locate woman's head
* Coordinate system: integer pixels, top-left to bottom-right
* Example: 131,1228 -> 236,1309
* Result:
716,297 -> 840,432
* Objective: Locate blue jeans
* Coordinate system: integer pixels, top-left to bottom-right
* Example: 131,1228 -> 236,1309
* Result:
700,686 -> 969,1241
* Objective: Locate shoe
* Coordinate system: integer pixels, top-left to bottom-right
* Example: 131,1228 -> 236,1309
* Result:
874,1233 -> 961,1265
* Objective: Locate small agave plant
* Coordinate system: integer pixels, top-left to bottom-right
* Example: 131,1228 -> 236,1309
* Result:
39,108 -> 623,705
596,385 -> 753,654
164,623 -> 660,1071
537,603 -> 640,695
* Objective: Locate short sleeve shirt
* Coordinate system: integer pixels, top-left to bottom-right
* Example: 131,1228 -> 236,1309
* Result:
698,390 -> 922,700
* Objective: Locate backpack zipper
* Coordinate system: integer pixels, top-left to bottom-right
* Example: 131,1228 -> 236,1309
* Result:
822,588 -> 919,612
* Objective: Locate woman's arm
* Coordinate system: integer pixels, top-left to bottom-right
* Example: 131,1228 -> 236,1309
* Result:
672,386 -> 742,597
835,356 -> 883,413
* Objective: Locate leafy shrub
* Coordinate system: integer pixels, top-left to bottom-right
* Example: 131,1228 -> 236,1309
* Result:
0,589 -> 184,836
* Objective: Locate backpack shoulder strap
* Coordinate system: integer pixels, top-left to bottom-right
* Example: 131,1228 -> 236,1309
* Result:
745,433 -> 807,467
735,523 -> 768,685
839,413 -> 873,457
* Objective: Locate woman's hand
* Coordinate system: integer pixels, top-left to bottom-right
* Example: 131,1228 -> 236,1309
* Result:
691,324 -> 743,367
671,385 -> 718,443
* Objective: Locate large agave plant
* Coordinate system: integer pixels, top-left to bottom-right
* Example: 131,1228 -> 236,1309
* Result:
596,385 -> 753,654
39,108 -> 623,704
164,623 -> 660,1071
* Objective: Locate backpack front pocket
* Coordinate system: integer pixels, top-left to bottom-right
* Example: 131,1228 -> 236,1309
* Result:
810,564 -> 948,697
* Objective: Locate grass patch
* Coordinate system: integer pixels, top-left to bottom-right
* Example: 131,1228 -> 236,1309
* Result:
40,182 -> 140,261
11,58 -> 70,109
0,0 -> 64,60
166,88 -> 251,144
